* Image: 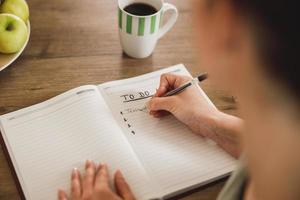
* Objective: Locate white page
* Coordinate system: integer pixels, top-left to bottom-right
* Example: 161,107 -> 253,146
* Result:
0,85 -> 156,200
99,64 -> 237,197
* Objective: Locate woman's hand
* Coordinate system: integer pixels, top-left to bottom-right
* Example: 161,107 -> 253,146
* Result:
58,161 -> 135,200
147,73 -> 243,158
147,73 -> 220,137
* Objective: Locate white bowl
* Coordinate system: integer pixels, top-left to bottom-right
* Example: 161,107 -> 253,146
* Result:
0,20 -> 30,71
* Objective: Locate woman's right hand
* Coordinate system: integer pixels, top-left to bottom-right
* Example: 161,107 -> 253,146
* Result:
147,73 -> 220,137
147,73 -> 243,158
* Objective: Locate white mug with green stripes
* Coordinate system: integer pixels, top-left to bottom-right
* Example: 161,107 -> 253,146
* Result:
118,0 -> 178,58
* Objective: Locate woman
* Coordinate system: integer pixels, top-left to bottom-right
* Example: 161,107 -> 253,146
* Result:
58,0 -> 300,200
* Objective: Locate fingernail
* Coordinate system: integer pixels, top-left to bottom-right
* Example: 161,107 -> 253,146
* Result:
72,168 -> 78,179
116,169 -> 122,176
101,163 -> 108,172
90,160 -> 95,167
115,170 -> 124,179
97,163 -> 102,170
58,189 -> 65,198
85,160 -> 91,169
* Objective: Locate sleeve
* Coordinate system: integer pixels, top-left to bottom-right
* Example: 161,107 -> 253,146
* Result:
217,160 -> 248,200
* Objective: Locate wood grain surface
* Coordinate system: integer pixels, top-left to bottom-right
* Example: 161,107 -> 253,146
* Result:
0,0 -> 238,199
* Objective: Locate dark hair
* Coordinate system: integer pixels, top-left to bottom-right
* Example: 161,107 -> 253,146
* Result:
231,1 -> 300,100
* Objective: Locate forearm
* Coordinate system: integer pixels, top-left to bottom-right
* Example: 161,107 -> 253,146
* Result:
202,111 -> 244,158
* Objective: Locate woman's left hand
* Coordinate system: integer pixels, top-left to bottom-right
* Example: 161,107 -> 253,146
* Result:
58,160 -> 136,200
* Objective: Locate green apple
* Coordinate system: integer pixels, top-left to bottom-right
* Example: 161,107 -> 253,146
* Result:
0,13 -> 28,53
0,0 -> 29,22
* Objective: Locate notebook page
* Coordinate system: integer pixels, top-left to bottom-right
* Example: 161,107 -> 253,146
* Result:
98,64 -> 237,196
0,85 -> 156,200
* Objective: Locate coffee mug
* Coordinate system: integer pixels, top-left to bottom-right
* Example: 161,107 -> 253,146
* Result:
118,0 -> 178,59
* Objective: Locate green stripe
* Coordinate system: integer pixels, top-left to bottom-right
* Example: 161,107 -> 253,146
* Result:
126,15 -> 132,34
159,11 -> 164,27
150,15 -> 156,34
118,8 -> 122,29
138,18 -> 145,36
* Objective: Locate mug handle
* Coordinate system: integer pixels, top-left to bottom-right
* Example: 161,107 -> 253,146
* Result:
158,3 -> 178,39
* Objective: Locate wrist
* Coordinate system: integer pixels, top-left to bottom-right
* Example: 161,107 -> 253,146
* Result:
197,110 -> 243,143
193,109 -> 223,138
213,111 -> 243,141
195,110 -> 243,158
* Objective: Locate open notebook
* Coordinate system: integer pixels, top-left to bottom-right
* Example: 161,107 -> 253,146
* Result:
0,64 -> 236,200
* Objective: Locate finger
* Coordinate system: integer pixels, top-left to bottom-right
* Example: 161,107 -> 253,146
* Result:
58,189 -> 68,200
155,73 -> 177,97
95,163 -> 110,189
148,96 -> 178,112
114,170 -> 135,200
156,74 -> 191,97
151,110 -> 170,118
82,160 -> 96,198
70,168 -> 81,199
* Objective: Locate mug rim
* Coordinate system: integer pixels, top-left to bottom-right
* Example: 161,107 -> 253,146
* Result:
118,0 -> 164,18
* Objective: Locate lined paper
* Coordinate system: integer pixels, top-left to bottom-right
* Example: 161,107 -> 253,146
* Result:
99,64 -> 237,196
0,85 -> 156,200
0,65 -> 237,200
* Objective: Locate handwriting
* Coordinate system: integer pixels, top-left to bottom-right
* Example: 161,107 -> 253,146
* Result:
121,107 -> 148,115
121,91 -> 153,103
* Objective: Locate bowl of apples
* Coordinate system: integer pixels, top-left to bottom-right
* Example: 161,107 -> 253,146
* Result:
0,0 -> 30,71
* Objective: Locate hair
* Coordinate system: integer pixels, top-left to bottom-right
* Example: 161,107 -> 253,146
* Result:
230,1 -> 300,100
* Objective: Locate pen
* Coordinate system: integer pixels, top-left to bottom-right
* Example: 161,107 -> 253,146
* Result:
163,73 -> 208,97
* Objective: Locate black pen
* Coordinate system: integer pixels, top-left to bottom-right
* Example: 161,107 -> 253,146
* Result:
163,73 -> 208,97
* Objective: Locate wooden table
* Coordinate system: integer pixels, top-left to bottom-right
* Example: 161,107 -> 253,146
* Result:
0,0 -> 237,199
